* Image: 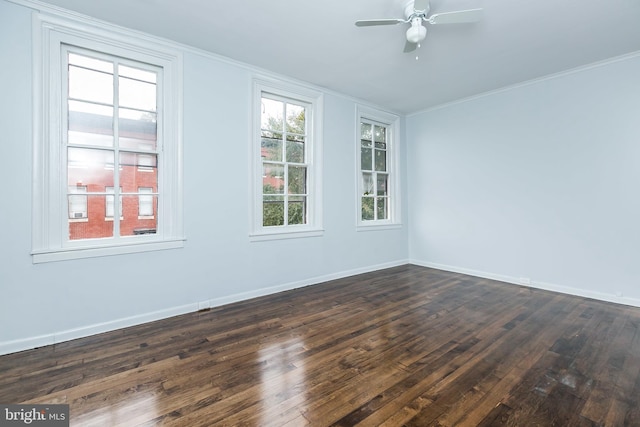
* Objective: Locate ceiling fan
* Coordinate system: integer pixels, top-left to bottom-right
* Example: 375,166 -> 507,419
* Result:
355,0 -> 483,53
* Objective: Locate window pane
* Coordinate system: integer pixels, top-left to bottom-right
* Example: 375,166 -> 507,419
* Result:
68,65 -> 113,104
119,76 -> 156,111
119,109 -> 157,150
263,163 -> 284,194
288,166 -> 306,195
374,125 -> 386,149
286,136 -> 305,163
263,196 -> 284,226
362,197 -> 374,221
69,195 -> 114,240
138,154 -> 156,170
361,147 -> 373,171
68,131 -> 113,148
119,152 -> 158,190
377,197 -> 388,220
119,108 -> 157,122
261,98 -> 283,131
286,103 -> 305,134
377,174 -> 388,196
288,196 -> 306,225
68,101 -> 113,147
119,136 -> 157,152
261,131 -> 283,162
119,64 -> 156,83
375,149 -> 387,172
362,173 -> 374,196
121,195 -> 157,236
67,148 -> 114,188
68,53 -> 113,73
361,122 -> 372,143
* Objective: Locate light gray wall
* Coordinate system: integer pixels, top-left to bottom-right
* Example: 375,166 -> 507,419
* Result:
0,1 -> 409,353
407,53 -> 640,305
3,0 -> 637,355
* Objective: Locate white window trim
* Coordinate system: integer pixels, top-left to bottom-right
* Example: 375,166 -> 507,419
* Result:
249,77 -> 324,241
356,105 -> 402,231
32,13 -> 184,263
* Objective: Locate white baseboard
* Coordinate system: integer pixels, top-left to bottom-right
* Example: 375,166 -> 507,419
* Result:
410,259 -> 640,308
0,302 -> 200,356
0,259 -> 409,356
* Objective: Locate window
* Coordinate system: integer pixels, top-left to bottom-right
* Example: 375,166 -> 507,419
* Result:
138,187 -> 155,218
68,185 -> 87,220
250,79 -> 323,240
356,106 -> 401,229
32,14 -> 184,263
105,187 -> 122,220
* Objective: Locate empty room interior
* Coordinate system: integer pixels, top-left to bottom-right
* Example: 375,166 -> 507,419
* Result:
1,0 -> 640,425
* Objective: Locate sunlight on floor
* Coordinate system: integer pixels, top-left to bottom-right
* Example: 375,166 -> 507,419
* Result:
258,338 -> 308,425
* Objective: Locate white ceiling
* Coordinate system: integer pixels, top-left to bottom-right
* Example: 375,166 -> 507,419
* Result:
29,0 -> 640,114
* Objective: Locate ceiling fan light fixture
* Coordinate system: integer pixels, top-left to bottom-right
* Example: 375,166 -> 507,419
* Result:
406,19 -> 426,44
355,1 -> 482,53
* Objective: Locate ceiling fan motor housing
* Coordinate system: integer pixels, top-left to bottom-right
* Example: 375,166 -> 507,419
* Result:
404,1 -> 429,43
406,18 -> 427,43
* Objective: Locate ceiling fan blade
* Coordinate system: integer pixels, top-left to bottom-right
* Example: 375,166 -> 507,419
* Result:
413,0 -> 429,13
355,18 -> 405,27
403,41 -> 417,53
428,8 -> 483,25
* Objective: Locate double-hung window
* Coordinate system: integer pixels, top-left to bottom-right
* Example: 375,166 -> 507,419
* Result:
250,79 -> 323,240
32,14 -> 183,263
356,106 -> 401,229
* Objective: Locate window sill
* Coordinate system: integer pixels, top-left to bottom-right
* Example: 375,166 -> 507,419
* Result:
105,217 -> 124,222
32,239 -> 185,263
356,223 -> 403,232
249,228 -> 324,242
68,218 -> 88,223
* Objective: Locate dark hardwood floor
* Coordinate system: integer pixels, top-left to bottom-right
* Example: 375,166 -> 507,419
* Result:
2,265 -> 640,426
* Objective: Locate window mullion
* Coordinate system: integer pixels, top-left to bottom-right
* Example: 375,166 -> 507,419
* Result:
370,121 -> 377,220
373,172 -> 378,220
283,102 -> 289,226
283,161 -> 289,226
112,60 -> 121,239
60,48 -> 71,245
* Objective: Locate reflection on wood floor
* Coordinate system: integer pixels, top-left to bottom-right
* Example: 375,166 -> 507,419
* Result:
2,265 -> 640,426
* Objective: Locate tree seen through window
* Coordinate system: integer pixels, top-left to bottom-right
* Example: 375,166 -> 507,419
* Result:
261,96 -> 307,227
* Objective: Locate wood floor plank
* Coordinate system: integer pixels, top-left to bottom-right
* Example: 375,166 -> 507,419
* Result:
437,294 -> 583,426
579,312 -> 632,424
458,296 -> 586,426
2,265 -> 640,426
